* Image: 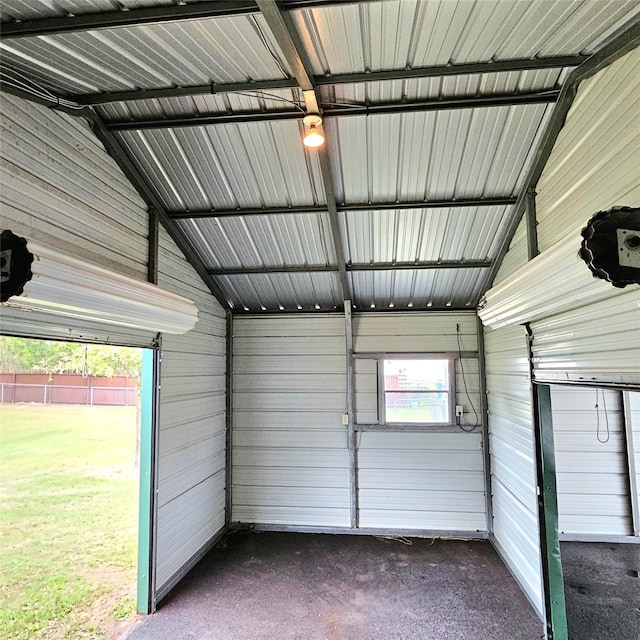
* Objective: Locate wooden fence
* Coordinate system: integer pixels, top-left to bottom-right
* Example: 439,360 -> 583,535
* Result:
0,373 -> 137,406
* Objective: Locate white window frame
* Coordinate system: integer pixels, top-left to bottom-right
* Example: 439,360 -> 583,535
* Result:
377,355 -> 456,428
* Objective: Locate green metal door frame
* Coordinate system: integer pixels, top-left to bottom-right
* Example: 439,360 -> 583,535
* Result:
526,324 -> 568,639
137,346 -> 160,614
533,382 -> 568,640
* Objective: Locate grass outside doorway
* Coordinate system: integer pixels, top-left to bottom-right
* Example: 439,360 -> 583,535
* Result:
0,405 -> 140,640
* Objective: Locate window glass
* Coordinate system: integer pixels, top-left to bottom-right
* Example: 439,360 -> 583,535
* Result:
383,359 -> 451,424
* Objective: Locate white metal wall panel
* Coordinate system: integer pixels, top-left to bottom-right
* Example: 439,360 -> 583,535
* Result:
628,391 -> 640,528
232,315 -> 350,527
353,312 -> 486,531
527,47 -> 640,386
358,431 -> 486,530
484,325 -> 543,618
493,216 -> 528,286
0,92 -> 154,346
536,46 -> 640,251
487,46 -> 640,388
530,288 -> 640,386
154,228 -> 227,593
552,387 -> 631,536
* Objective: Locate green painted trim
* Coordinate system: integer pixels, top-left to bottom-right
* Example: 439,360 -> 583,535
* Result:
136,348 -> 155,614
536,384 -> 568,640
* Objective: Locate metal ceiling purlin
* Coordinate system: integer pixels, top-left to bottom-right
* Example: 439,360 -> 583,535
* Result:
208,260 -> 492,275
168,197 -> 517,219
0,1 -> 354,39
74,56 -> 586,106
485,16 -> 640,296
105,90 -> 560,131
256,0 -> 349,302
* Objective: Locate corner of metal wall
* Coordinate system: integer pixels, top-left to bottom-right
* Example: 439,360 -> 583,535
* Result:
225,310 -> 233,527
476,316 -> 493,534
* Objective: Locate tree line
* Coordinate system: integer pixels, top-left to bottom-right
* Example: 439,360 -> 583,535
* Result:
0,336 -> 141,378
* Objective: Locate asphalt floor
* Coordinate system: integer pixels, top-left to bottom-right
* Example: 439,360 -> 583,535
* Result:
562,541 -> 640,640
122,531 -> 544,640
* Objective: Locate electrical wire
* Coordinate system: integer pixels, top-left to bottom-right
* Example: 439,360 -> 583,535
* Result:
456,323 -> 479,432
1,69 -> 85,110
251,16 -> 290,79
232,90 -> 305,112
595,388 -> 610,443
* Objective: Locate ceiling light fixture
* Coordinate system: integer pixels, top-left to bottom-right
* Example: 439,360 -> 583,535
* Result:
302,114 -> 325,148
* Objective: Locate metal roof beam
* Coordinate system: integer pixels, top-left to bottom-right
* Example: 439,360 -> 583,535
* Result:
209,261 -> 492,275
255,0 -> 350,301
168,197 -> 516,219
74,55 -> 585,106
76,79 -> 300,105
106,90 -> 559,131
0,0 -> 350,39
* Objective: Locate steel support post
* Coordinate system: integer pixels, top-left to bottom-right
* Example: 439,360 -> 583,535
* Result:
345,301 -> 358,528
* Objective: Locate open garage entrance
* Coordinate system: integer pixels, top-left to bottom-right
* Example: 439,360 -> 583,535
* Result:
547,386 -> 640,640
0,337 -> 156,640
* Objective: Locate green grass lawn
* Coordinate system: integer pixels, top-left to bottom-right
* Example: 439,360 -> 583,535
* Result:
0,405 -> 139,640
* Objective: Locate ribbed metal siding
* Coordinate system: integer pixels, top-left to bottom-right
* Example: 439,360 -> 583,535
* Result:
493,215 -> 528,285
354,313 -> 486,531
232,315 -> 350,527
116,122 -> 325,211
484,325 -> 543,618
218,272 -> 343,312
349,267 -> 489,309
358,431 -> 486,530
0,92 -> 154,346
492,46 -> 640,387
628,391 -> 640,524
154,227 -> 227,592
292,1 -> 639,72
536,46 -> 640,252
530,288 -> 640,386
327,105 -> 553,203
176,214 -> 336,270
0,14 -> 289,95
552,387 -> 631,536
0,1 -> 179,21
341,206 -> 510,263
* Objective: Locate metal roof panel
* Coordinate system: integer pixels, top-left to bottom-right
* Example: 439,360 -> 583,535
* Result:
116,121 -> 326,210
349,267 -> 488,309
177,214 -> 337,270
218,272 -> 343,311
327,104 -> 554,203
0,13 -> 290,94
293,0 -> 640,74
340,206 -> 512,264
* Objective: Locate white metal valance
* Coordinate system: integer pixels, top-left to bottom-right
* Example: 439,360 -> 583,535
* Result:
478,225 -> 625,330
3,239 -> 198,335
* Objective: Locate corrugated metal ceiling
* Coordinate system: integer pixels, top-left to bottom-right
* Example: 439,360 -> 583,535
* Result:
1,0 -> 638,312
292,0 -> 640,71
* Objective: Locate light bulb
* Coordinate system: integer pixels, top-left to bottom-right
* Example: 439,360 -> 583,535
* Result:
303,123 -> 325,147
